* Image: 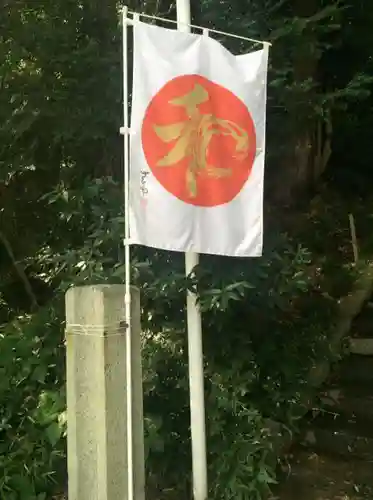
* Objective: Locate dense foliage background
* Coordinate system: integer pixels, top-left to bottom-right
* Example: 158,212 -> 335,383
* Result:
1,0 -> 373,498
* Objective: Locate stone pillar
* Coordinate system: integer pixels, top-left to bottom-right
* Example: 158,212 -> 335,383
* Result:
65,285 -> 145,500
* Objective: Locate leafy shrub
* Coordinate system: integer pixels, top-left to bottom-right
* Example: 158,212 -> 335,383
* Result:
0,177 -> 365,499
0,305 -> 66,499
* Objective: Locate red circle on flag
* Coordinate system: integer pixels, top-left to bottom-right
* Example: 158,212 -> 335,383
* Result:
141,74 -> 257,207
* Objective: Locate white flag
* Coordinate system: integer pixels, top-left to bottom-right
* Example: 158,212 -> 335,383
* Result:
129,21 -> 268,257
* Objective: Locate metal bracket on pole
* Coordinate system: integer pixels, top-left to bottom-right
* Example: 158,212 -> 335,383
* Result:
120,126 -> 132,135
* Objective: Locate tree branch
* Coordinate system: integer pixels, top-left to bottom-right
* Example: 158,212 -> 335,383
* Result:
0,230 -> 39,310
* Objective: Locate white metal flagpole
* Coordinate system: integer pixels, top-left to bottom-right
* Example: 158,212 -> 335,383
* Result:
122,6 -> 134,500
176,2 -> 208,499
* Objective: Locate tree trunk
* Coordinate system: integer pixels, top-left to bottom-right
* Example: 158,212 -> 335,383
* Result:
275,0 -> 322,202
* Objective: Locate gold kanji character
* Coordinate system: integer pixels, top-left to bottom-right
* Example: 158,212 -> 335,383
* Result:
153,84 -> 249,198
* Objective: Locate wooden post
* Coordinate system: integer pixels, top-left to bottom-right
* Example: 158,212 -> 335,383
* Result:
65,285 -> 145,500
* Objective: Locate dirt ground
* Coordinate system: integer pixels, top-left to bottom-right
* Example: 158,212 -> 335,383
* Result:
271,449 -> 373,500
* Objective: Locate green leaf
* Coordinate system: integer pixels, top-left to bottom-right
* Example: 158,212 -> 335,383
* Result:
31,365 -> 47,383
45,422 -> 62,447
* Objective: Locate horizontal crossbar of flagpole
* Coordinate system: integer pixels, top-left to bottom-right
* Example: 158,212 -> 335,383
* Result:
125,10 -> 272,47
